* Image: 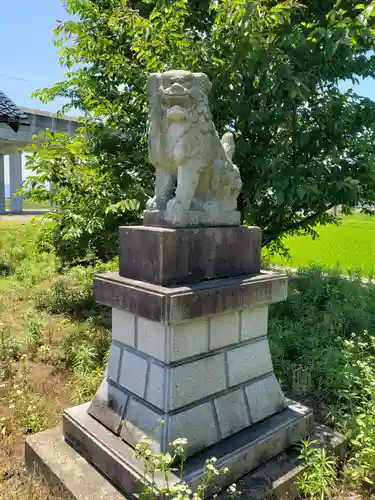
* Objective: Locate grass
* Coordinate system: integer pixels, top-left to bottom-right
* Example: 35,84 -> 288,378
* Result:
0,220 -> 114,499
0,220 -> 374,498
5,199 -> 49,211
269,214 -> 375,276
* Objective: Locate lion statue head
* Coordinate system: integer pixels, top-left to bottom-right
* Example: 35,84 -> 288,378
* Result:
147,70 -> 218,169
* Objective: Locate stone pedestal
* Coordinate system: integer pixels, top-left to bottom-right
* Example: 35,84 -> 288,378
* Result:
26,224 -> 314,498
119,226 -> 261,285
59,225 -> 312,497
89,270 -> 292,456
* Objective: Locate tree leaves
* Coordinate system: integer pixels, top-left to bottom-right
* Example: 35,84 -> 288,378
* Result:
22,0 -> 375,262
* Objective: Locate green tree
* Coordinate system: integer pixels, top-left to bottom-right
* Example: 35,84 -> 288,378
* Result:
23,0 -> 375,263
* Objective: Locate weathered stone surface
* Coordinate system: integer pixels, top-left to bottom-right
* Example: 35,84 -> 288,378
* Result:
245,374 -> 287,424
226,338 -> 274,387
120,398 -> 164,452
107,344 -> 121,383
137,316 -> 166,361
145,362 -> 165,409
62,404 -> 155,496
91,272 -> 289,459
25,421 -> 345,500
241,305 -> 268,341
58,400 -> 313,498
25,426 -> 125,500
144,70 -> 242,228
119,225 -> 261,286
112,308 -> 135,347
168,402 -> 219,453
110,307 -> 272,364
118,349 -> 148,398
168,352 -> 226,410
169,318 -> 209,361
210,311 -> 240,350
214,389 -> 250,438
94,271 -> 288,324
88,380 -> 128,435
143,209 -> 240,228
94,273 -> 166,322
215,424 -> 346,500
108,339 -> 285,423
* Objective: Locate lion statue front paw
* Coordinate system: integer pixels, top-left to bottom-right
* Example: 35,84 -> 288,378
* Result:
146,196 -> 167,211
165,199 -> 185,226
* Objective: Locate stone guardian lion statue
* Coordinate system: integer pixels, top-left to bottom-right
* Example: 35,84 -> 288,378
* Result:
143,70 -> 242,227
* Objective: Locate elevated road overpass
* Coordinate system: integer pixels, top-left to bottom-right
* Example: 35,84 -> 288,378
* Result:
0,95 -> 80,213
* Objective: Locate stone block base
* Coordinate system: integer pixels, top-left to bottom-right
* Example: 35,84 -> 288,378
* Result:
91,271 -> 290,456
25,405 -> 348,500
58,401 -> 312,498
143,209 -> 241,228
118,225 -> 261,286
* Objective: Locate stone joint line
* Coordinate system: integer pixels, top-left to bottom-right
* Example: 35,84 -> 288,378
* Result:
107,370 -> 276,416
111,334 -> 269,369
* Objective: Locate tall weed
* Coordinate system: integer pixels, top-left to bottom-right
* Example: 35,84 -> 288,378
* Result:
269,267 -> 375,488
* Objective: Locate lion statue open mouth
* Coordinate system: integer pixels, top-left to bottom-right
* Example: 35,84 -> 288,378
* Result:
144,70 -> 242,228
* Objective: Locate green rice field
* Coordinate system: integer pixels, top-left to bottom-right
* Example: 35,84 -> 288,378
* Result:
269,214 -> 375,277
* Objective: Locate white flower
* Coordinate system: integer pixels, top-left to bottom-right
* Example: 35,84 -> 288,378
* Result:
163,452 -> 173,464
171,438 -> 188,446
228,483 -> 236,493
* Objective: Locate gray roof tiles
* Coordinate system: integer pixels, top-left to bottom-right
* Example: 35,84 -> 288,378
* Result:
0,90 -> 29,132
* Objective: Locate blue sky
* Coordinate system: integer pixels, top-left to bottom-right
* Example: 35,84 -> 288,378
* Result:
0,1 -> 73,114
0,1 -> 375,113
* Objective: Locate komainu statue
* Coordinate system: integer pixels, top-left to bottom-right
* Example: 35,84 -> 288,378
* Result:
143,70 -> 242,227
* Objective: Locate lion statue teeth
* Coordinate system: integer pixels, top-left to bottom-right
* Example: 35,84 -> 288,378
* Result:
143,70 -> 242,228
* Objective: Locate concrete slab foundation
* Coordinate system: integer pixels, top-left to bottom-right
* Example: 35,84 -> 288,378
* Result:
25,420 -> 345,500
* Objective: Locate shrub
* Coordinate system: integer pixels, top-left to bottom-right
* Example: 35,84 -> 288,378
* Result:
35,261 -> 115,321
269,267 -> 375,410
269,267 -> 375,487
60,321 -> 110,374
71,367 -> 104,404
133,427 -> 232,499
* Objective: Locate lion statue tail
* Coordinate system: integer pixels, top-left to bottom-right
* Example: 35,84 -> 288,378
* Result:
221,132 -> 235,161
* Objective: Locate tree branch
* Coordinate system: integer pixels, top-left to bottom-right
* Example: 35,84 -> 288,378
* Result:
262,203 -> 336,247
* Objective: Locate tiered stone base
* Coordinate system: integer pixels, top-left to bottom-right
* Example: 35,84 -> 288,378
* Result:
25,224 -> 320,498
64,400 -> 312,498
26,421 -> 346,500
90,269 -> 291,456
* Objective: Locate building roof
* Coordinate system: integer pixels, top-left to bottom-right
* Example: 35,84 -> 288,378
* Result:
0,90 -> 29,132
19,106 -> 80,122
